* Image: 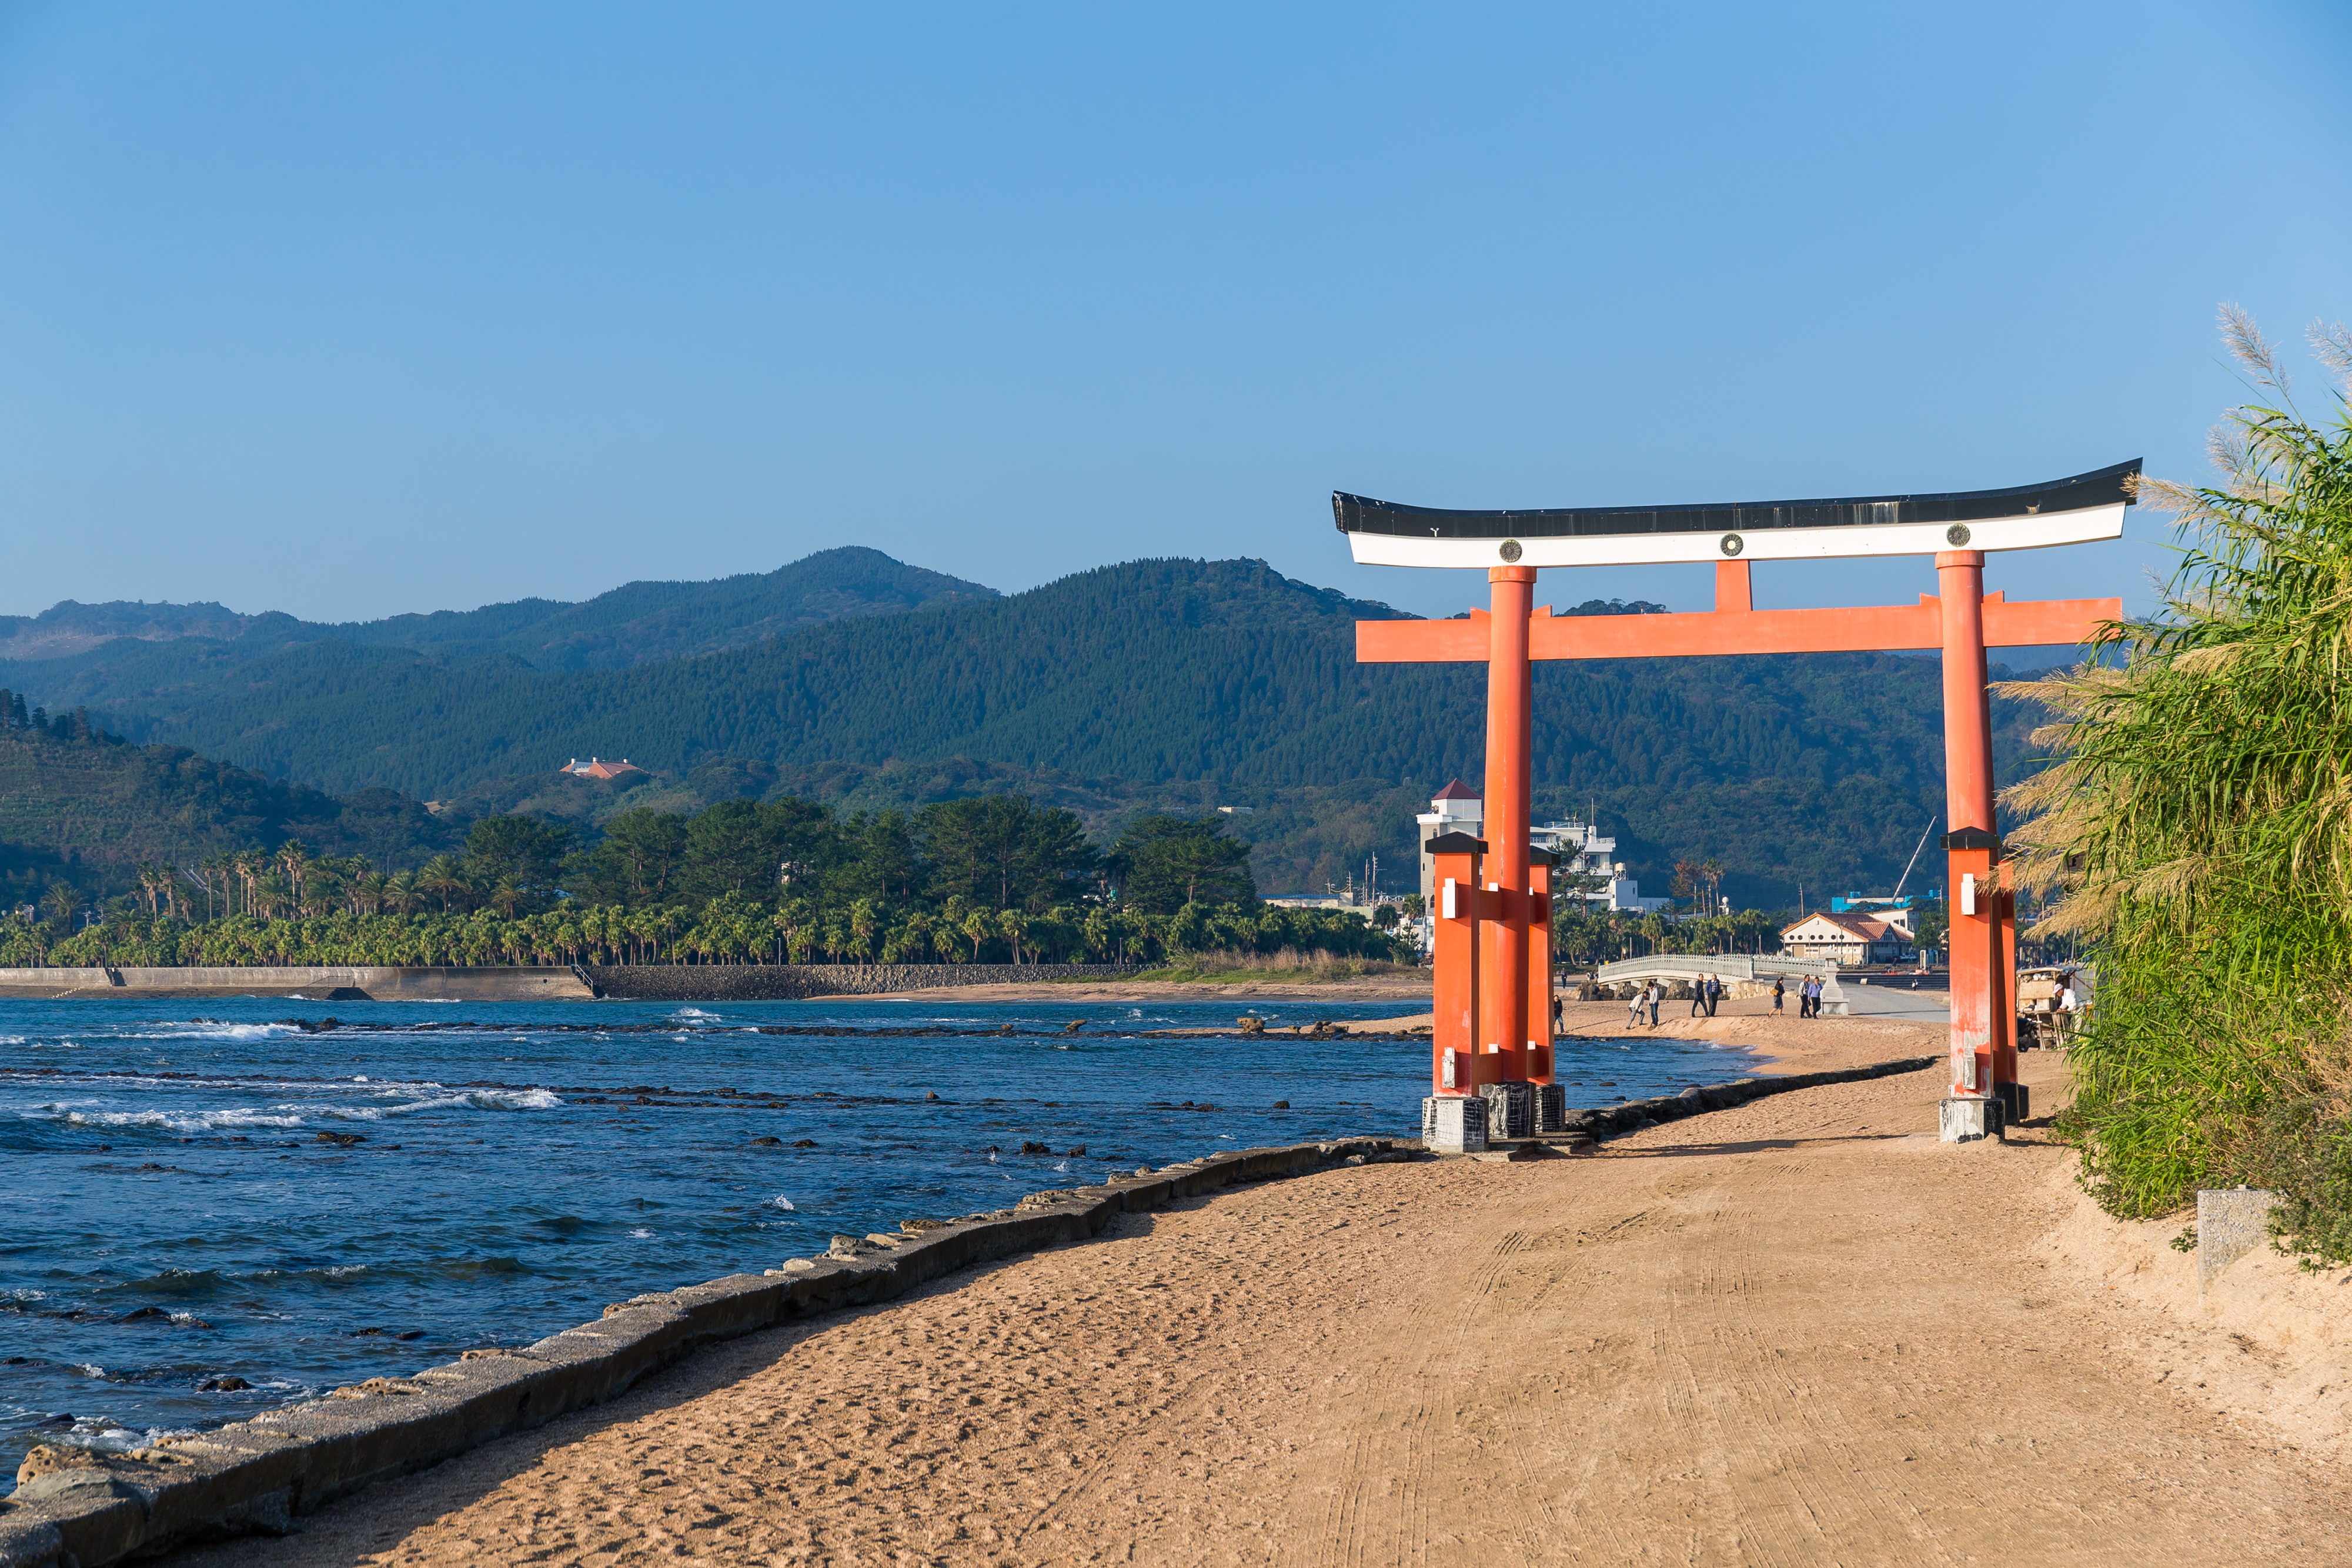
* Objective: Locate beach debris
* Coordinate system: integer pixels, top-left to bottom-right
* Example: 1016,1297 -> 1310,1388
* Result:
773,1195 -> 796,1211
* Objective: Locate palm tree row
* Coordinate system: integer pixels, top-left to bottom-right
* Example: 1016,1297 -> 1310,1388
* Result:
13,890 -> 1404,971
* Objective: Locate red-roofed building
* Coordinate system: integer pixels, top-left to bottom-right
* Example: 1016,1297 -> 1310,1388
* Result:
562,756 -> 647,783
1781,910 -> 1913,967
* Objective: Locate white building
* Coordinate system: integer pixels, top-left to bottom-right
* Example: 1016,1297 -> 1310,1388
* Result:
1780,910 -> 1913,967
1414,781 -> 1668,916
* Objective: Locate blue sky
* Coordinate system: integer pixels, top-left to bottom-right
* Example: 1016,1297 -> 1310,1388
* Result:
0,1 -> 2344,625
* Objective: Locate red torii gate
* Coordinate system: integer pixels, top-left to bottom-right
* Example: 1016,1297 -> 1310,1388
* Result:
1338,460 -> 2136,1140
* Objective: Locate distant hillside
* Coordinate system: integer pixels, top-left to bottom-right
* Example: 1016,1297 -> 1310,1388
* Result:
0,556 -> 2063,906
0,728 -> 462,903
0,546 -> 995,673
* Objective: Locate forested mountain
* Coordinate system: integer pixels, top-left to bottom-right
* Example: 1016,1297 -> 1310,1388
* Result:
0,557 -> 2057,908
0,725 -> 461,907
0,546 -> 994,673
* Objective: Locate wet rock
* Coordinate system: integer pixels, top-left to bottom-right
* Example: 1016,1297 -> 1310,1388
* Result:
1018,1141 -> 1051,1155
395,1330 -> 425,1340
119,1306 -> 172,1323
924,1089 -> 939,1100
1065,1145 -> 1087,1156
1238,1016 -> 1265,1034
1271,1101 -> 1291,1109
1064,1019 -> 1087,1033
314,1131 -> 366,1146
749,1136 -> 782,1146
198,1375 -> 252,1392
791,1138 -> 817,1148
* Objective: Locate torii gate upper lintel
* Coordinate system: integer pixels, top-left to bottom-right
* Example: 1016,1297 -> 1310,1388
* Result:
1341,459 -> 2137,1141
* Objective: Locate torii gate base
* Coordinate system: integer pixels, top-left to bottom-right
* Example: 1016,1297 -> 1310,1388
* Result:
1363,557 -> 2117,1144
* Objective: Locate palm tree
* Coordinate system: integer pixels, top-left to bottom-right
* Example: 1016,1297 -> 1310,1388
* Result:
42,882 -> 76,932
419,857 -> 467,914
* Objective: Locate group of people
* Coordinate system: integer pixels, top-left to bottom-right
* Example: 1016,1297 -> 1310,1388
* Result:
1605,970 -> 1843,1029
1619,974 -> 1727,1029
1770,974 -> 1830,1017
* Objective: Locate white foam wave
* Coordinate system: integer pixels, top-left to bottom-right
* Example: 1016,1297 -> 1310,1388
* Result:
58,1105 -> 305,1134
141,1023 -> 300,1042
309,1086 -> 563,1120
671,1008 -> 724,1021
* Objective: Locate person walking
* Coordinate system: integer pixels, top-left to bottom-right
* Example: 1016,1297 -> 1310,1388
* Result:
1689,977 -> 1707,1018
1772,976 -> 1785,1015
1704,972 -> 1721,1018
1645,980 -> 1661,1029
1798,977 -> 1815,1019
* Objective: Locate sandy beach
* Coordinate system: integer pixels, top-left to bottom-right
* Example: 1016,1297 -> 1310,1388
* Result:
165,1014 -> 2352,1566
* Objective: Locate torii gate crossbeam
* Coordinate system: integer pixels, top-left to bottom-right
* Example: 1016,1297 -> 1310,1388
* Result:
1342,460 -> 2136,1142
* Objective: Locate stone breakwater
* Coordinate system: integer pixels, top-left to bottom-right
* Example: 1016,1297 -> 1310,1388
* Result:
0,1055 -> 1941,1568
583,962 -> 1140,1001
0,963 -> 1140,1002
1563,1057 -> 1939,1140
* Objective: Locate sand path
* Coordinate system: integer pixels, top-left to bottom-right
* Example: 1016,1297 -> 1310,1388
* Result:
172,1035 -> 2352,1566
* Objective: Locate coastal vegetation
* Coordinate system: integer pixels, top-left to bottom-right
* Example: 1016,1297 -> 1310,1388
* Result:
6,791 -> 1405,970
2007,308 -> 2352,1262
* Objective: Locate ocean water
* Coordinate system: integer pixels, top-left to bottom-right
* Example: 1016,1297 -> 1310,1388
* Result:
2,994 -> 1759,1488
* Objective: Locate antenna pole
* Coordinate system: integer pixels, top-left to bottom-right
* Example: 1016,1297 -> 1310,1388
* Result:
1892,815 -> 1937,899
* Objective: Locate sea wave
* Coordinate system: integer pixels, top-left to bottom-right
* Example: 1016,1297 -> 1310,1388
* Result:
311,1087 -> 563,1119
138,1023 -> 302,1042
52,1105 -> 306,1134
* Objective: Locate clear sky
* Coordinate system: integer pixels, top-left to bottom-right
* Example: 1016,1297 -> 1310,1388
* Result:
0,1 -> 2344,625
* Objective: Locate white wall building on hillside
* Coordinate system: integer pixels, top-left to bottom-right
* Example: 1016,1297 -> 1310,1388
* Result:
1414,781 -> 1667,915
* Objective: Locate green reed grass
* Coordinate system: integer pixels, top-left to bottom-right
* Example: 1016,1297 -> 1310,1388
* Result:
2003,306 -> 2352,1261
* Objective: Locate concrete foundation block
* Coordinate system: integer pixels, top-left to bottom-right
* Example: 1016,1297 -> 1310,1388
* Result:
1422,1095 -> 1489,1154
2197,1187 -> 2282,1293
1478,1081 -> 1534,1140
1531,1083 -> 1568,1134
1938,1096 -> 2004,1143
1994,1081 -> 2031,1127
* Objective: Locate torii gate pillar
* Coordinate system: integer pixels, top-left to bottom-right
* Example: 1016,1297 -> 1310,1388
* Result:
1482,566 -> 1537,1084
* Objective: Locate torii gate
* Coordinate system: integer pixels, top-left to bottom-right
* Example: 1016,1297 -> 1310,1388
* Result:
1339,460 -> 2136,1141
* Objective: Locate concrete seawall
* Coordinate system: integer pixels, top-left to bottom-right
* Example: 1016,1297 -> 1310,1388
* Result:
0,963 -> 1140,1002
584,963 -> 1138,1001
0,1054 -> 1940,1567
0,966 -> 595,1001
